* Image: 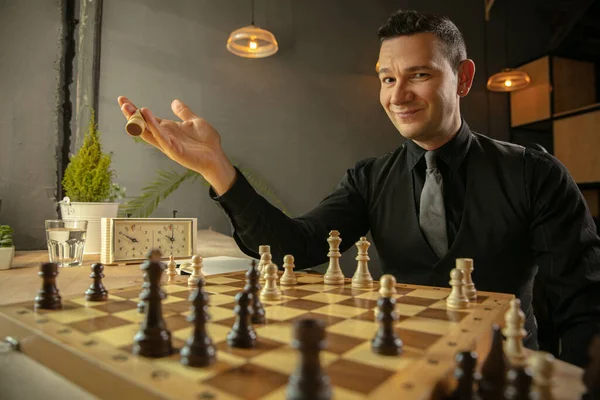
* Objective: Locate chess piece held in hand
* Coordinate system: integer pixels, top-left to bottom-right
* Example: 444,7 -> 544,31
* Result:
324,230 -> 345,285
286,319 -> 332,400
125,108 -> 146,136
180,278 -> 216,367
85,263 -> 109,301
371,274 -> 403,356
35,262 -> 62,310
352,236 -> 374,288
280,254 -> 298,286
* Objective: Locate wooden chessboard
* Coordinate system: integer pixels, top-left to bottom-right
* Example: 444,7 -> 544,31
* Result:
0,270 -> 537,399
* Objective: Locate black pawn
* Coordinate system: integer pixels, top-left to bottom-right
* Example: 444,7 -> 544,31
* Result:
245,260 -> 266,324
286,319 -> 332,400
138,249 -> 163,313
371,296 -> 403,355
181,278 -> 216,367
451,351 -> 480,400
35,262 -> 62,310
582,335 -> 600,400
479,325 -> 508,400
85,263 -> 108,301
132,258 -> 173,358
226,291 -> 256,348
504,367 -> 533,400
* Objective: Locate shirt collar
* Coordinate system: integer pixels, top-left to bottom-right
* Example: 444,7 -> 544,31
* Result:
405,119 -> 472,172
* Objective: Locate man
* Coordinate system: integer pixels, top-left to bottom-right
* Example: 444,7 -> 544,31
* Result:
118,10 -> 600,367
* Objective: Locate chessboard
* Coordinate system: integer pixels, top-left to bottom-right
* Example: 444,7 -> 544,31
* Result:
0,264 -> 530,400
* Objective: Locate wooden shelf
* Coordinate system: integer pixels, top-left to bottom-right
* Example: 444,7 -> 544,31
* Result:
553,102 -> 600,120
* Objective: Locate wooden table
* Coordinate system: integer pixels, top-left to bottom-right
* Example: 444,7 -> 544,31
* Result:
0,229 -> 251,306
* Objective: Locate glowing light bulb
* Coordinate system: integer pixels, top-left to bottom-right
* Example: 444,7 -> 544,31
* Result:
249,41 -> 257,50
504,80 -> 512,87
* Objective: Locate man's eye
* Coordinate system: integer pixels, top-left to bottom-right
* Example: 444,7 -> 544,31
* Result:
413,73 -> 430,79
382,77 -> 395,84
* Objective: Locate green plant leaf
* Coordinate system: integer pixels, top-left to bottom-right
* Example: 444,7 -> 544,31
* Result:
120,169 -> 198,217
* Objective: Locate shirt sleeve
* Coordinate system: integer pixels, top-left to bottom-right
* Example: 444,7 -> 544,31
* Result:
209,164 -> 372,269
526,149 -> 600,367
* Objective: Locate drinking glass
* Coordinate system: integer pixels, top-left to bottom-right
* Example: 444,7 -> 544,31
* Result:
45,219 -> 88,267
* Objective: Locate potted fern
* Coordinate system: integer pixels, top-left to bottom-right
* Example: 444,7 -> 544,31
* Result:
60,110 -> 125,254
0,225 -> 14,270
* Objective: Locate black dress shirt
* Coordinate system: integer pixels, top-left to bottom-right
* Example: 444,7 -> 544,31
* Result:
210,119 -> 600,367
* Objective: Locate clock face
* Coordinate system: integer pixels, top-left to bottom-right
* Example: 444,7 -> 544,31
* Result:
154,222 -> 191,257
111,219 -> 194,261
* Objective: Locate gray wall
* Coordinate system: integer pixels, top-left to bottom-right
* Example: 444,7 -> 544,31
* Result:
0,0 -> 63,248
0,0 -> 550,273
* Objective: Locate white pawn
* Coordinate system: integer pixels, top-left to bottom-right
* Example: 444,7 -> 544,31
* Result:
167,255 -> 177,283
259,251 -> 272,283
446,268 -> 469,309
373,275 -> 397,320
503,298 -> 527,366
260,262 -> 282,301
456,258 -> 477,300
258,245 -> 270,274
352,236 -> 374,288
187,254 -> 204,287
280,254 -> 297,286
324,230 -> 345,285
528,351 -> 555,400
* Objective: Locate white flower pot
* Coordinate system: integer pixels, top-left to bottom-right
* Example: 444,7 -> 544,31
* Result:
59,197 -> 119,255
0,246 -> 14,270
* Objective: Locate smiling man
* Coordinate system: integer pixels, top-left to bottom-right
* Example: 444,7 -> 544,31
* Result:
118,9 -> 600,367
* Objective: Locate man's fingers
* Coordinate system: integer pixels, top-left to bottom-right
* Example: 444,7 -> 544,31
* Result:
140,107 -> 172,148
171,99 -> 198,122
139,130 -> 162,150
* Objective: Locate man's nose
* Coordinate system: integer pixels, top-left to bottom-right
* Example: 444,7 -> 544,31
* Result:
390,82 -> 414,105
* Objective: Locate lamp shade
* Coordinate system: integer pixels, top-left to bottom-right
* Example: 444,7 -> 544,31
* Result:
487,68 -> 531,92
226,25 -> 278,58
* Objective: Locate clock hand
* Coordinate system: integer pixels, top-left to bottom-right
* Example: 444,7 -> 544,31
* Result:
164,234 -> 175,243
119,232 -> 139,243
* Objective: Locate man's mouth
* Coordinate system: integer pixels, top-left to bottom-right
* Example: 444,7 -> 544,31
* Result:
392,109 -> 422,118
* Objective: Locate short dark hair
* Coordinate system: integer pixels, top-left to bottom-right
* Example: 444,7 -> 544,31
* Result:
377,9 -> 467,70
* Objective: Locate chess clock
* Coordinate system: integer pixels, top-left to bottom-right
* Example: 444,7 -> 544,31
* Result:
100,217 -> 197,264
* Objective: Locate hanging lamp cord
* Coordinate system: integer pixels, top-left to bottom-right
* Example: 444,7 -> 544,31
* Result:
251,0 -> 255,25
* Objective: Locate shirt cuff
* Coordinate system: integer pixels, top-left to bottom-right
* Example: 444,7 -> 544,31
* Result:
208,168 -> 257,217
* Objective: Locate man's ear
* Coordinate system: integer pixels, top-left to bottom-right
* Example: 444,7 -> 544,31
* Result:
457,59 -> 476,96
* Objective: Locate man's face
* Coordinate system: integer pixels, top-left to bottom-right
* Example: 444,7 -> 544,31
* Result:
378,33 -> 462,144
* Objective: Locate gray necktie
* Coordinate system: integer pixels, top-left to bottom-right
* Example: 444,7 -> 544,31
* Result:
419,151 -> 448,258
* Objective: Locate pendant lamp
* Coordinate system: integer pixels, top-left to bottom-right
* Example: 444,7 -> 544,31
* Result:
487,68 -> 531,92
226,0 -> 278,59
485,0 -> 531,92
